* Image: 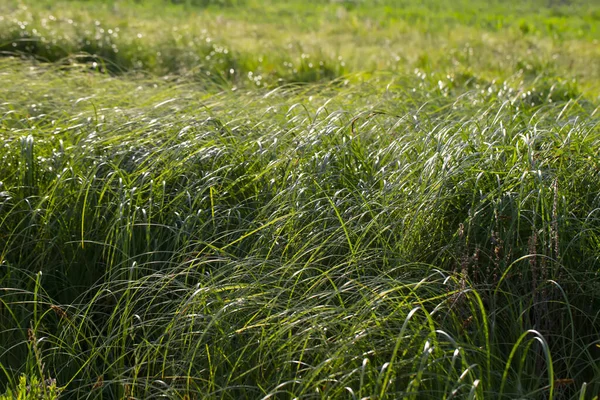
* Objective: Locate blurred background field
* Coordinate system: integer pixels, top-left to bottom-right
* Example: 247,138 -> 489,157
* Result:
1,0 -> 599,89
1,1 -> 600,399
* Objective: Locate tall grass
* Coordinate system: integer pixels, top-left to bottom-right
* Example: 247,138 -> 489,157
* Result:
1,55 -> 599,397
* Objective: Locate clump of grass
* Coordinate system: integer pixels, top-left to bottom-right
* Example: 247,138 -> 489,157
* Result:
1,374 -> 60,399
1,57 -> 599,397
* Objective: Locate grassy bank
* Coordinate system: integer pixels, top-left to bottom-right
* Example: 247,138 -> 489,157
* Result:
1,0 -> 600,399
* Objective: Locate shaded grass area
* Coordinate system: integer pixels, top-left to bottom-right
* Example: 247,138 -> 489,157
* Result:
0,0 -> 599,89
1,58 -> 600,398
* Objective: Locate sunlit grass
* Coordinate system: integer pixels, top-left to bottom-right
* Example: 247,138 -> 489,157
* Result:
0,0 -> 599,90
1,56 -> 599,397
1,0 -> 600,398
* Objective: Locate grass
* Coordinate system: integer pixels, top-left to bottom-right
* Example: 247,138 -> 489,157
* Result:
1,0 -> 599,90
1,0 -> 600,399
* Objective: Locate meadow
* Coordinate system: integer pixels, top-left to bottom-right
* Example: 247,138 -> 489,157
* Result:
1,0 -> 600,398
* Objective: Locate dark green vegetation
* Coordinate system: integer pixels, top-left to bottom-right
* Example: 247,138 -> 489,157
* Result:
1,0 -> 600,398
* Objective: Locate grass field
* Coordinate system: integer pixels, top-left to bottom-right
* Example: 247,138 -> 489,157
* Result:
1,0 -> 600,398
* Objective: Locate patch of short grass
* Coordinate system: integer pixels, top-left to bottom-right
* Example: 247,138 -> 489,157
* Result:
0,0 -> 599,90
